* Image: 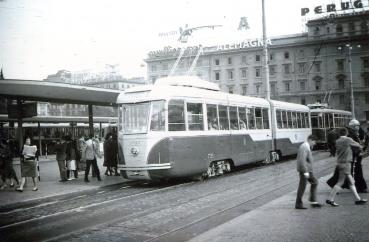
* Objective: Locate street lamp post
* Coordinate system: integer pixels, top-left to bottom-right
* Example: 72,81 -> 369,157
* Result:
338,44 -> 360,119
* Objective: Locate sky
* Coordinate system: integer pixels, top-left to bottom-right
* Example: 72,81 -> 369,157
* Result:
0,0 -> 368,80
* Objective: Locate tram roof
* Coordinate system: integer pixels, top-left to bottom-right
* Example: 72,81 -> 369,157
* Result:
309,108 -> 352,115
0,79 -> 121,106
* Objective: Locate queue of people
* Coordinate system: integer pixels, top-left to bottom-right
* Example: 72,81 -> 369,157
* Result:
295,119 -> 368,209
0,132 -> 120,192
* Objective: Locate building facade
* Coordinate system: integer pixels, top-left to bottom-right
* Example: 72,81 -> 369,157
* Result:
145,11 -> 369,122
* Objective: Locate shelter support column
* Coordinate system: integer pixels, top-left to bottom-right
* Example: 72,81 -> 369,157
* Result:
88,104 -> 94,137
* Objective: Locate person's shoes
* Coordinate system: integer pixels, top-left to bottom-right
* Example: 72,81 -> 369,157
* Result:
326,200 -> 339,206
358,189 -> 368,193
105,171 -> 110,176
310,202 -> 322,208
32,187 -> 38,191
16,188 -> 23,192
59,180 -> 67,182
295,205 -> 307,209
0,184 -> 7,190
97,177 -> 102,181
84,178 -> 90,183
355,199 -> 367,205
10,183 -> 14,187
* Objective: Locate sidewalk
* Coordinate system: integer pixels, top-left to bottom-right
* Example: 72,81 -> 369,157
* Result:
0,155 -> 126,206
190,157 -> 369,242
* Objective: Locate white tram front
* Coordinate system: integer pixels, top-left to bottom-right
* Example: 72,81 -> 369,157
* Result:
117,76 -> 311,181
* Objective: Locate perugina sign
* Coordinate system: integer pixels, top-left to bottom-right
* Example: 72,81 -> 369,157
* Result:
301,0 -> 364,16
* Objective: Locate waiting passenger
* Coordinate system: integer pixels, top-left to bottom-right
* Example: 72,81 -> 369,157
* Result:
17,137 -> 38,192
208,118 -> 218,130
239,120 -> 247,130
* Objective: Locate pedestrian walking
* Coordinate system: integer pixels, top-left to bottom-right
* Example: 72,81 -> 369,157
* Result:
65,135 -> 80,180
327,128 -> 339,157
104,133 -> 119,176
326,127 -> 367,206
17,137 -> 38,192
347,119 -> 368,193
295,135 -> 322,209
55,136 -> 68,182
0,139 -> 19,189
78,135 -> 87,172
83,134 -> 102,182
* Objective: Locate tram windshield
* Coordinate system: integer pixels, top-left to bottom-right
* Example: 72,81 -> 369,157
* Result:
122,102 -> 150,134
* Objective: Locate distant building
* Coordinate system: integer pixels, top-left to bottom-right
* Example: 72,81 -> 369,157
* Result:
43,65 -> 146,117
145,11 -> 369,122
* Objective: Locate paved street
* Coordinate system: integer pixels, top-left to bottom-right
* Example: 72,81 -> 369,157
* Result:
1,151 -> 367,241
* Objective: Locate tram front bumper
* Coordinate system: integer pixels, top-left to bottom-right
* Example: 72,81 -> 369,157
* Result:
118,163 -> 172,180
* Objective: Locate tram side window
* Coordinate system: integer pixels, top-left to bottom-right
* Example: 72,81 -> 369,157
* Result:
187,103 -> 204,131
288,111 -> 293,128
255,107 -> 263,129
207,104 -> 219,130
301,112 -> 306,128
311,115 -> 318,128
305,113 -> 310,128
150,101 -> 166,131
324,114 -> 329,128
329,114 -> 334,128
238,107 -> 247,130
296,112 -> 302,129
282,110 -> 288,129
118,106 -> 123,131
247,107 -> 255,129
168,100 -> 186,131
276,110 -> 283,129
262,108 -> 270,129
218,105 -> 229,130
229,107 -> 239,130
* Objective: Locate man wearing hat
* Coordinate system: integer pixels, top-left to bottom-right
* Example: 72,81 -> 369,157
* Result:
347,119 -> 367,193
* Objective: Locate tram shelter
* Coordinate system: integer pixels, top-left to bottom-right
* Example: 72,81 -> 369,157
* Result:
0,79 -> 121,153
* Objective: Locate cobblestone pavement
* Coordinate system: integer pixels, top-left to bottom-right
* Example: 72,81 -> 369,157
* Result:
1,152 -> 363,242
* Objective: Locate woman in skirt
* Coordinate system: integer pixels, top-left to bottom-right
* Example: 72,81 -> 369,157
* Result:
17,137 -> 38,192
0,139 -> 19,189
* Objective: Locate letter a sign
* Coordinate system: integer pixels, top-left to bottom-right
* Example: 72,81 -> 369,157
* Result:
238,17 -> 250,31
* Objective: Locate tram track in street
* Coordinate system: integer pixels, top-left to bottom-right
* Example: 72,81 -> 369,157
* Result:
0,152 -> 334,242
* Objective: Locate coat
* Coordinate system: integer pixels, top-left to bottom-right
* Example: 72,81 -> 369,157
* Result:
104,138 -> 118,167
54,141 -> 67,161
296,142 -> 314,173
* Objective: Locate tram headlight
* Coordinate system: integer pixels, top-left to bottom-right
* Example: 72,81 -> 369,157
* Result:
131,147 -> 139,156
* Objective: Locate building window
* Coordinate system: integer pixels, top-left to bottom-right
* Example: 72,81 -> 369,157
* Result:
337,59 -> 345,71
366,93 -> 369,104
314,62 -> 321,72
228,85 -> 234,94
338,79 -> 345,89
361,21 -> 368,33
241,68 -> 247,79
336,24 -> 343,35
298,63 -> 306,73
228,70 -> 234,80
215,72 -> 220,81
284,52 -> 290,59
215,59 -> 220,65
283,64 -> 291,74
363,58 -> 369,68
301,98 -> 306,105
314,48 -> 320,56
349,22 -> 355,33
284,82 -> 291,92
256,55 -> 261,62
299,49 -> 305,58
315,80 -> 321,90
271,83 -> 276,95
241,56 -> 247,65
269,53 -> 274,61
299,80 -> 306,91
241,84 -> 247,95
255,68 -> 261,77
364,77 -> 369,87
339,94 -> 345,104
327,26 -> 330,34
269,65 -> 276,76
255,84 -> 261,94
366,111 -> 369,121
151,65 -> 157,72
228,57 -> 232,65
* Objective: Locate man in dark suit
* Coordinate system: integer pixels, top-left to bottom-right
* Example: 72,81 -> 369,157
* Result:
295,135 -> 322,209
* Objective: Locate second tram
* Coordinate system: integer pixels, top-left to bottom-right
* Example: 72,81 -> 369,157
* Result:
117,76 -> 311,181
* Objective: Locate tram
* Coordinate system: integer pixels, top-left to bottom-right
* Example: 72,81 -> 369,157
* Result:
308,103 -> 352,146
117,76 -> 311,181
